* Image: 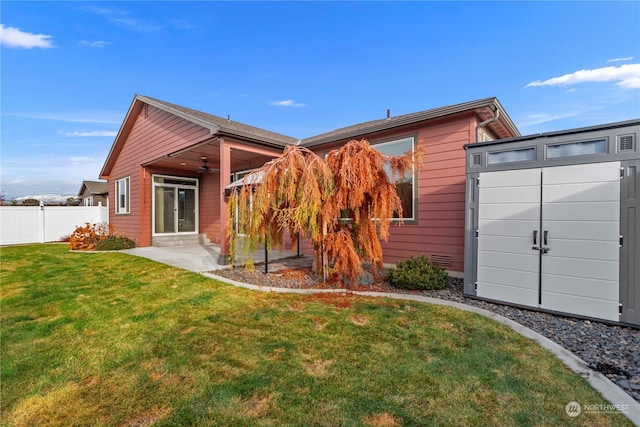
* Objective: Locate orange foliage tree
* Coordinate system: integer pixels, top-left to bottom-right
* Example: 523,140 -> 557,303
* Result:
228,139 -> 421,284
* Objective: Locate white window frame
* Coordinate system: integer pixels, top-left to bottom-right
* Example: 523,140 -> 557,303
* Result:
115,177 -> 130,214
151,174 -> 199,236
372,136 -> 417,222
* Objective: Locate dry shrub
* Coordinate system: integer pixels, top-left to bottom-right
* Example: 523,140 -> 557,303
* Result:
69,222 -> 113,250
69,222 -> 135,251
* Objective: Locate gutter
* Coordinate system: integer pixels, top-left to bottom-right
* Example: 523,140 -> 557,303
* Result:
475,106 -> 500,143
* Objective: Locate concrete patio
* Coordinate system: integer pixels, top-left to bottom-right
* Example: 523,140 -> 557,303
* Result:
120,244 -> 304,274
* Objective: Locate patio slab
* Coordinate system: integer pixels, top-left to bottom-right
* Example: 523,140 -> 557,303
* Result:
120,244 -> 300,273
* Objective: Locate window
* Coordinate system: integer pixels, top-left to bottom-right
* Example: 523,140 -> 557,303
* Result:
152,175 -> 198,234
547,139 -> 607,159
373,137 -> 416,220
116,177 -> 130,214
487,148 -> 535,165
84,198 -> 93,207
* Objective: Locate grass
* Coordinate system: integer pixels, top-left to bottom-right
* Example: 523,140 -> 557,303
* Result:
0,244 -> 632,427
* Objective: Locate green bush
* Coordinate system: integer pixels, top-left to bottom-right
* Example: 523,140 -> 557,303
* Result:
386,255 -> 449,290
95,235 -> 136,251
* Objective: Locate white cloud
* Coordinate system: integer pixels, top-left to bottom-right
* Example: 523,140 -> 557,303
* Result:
5,112 -> 122,125
0,24 -> 55,49
68,156 -> 98,164
526,63 -> 640,89
85,6 -> 162,32
517,111 -> 581,127
1,154 -> 106,198
79,40 -> 110,48
61,130 -> 118,137
607,56 -> 633,63
269,99 -> 307,108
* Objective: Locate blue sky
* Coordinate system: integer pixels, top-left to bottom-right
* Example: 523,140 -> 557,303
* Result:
1,1 -> 639,199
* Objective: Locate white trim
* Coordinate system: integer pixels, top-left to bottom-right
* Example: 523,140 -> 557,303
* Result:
372,136 -> 416,221
115,177 -> 130,214
151,174 -> 199,236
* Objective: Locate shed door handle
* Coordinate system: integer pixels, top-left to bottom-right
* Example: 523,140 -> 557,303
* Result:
543,230 -> 548,245
533,230 -> 537,245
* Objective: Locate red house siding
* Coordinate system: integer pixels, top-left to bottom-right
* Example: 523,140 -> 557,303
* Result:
200,172 -> 221,244
109,105 -> 211,244
380,115 -> 474,272
303,113 -> 475,273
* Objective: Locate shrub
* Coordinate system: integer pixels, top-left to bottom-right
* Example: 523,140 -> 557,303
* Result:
95,235 -> 136,251
386,255 -> 449,290
69,222 -> 112,250
69,222 -> 134,251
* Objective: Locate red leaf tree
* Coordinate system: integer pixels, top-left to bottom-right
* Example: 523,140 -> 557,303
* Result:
228,139 -> 421,284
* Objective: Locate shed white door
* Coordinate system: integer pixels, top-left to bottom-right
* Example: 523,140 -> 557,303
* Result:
477,168 -> 541,307
477,162 -> 620,321
540,162 -> 620,321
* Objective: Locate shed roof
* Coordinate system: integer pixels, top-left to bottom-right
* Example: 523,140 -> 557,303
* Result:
464,118 -> 640,149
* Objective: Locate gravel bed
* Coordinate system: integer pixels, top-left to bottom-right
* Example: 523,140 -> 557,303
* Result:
212,266 -> 640,402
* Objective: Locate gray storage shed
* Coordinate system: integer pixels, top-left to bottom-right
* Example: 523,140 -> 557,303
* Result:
463,119 -> 640,326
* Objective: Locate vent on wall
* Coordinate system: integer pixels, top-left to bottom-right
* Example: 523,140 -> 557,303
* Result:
618,134 -> 635,152
431,255 -> 452,267
471,153 -> 482,167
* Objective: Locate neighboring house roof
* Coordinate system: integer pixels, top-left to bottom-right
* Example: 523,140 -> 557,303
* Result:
300,97 -> 520,147
78,180 -> 108,197
100,94 -> 520,178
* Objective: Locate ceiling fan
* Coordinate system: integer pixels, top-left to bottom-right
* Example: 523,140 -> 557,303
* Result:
198,157 -> 218,173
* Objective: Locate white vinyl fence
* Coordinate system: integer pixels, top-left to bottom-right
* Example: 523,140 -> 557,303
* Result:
0,205 -> 109,245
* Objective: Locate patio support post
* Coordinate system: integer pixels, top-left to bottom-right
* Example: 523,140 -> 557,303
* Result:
264,236 -> 268,274
217,138 -> 232,265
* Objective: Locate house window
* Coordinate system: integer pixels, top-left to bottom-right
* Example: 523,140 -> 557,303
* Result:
373,137 -> 416,221
116,177 -> 130,214
547,139 -> 607,159
84,198 -> 93,207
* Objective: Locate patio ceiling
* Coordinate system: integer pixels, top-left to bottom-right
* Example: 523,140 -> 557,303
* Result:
141,136 -> 285,175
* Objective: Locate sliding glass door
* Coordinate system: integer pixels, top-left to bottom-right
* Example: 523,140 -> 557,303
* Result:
153,175 -> 198,235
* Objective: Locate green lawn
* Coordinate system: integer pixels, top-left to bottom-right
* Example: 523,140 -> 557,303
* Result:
0,244 -> 631,426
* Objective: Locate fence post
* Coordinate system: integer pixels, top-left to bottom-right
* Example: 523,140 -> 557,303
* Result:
39,202 -> 45,243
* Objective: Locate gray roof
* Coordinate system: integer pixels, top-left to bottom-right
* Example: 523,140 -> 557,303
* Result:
300,97 -> 520,147
138,95 -> 519,149
138,95 -> 298,147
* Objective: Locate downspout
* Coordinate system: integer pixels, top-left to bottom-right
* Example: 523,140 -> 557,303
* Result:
475,107 -> 500,143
